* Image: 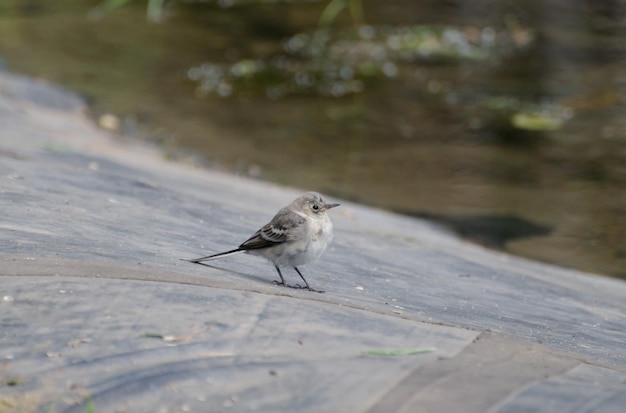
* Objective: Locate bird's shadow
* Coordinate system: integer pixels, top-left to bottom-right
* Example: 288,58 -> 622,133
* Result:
180,258 -> 266,282
179,259 -> 323,293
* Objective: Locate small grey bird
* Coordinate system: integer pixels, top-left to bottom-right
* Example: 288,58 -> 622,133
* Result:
185,192 -> 339,293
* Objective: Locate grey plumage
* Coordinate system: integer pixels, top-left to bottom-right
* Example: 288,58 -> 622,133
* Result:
185,192 -> 339,293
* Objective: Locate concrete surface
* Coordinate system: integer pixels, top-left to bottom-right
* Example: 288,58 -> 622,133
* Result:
1,70 -> 625,413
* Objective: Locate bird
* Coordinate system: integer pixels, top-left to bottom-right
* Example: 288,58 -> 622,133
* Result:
184,192 -> 339,293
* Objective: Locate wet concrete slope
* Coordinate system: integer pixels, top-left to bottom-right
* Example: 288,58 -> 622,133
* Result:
1,71 -> 625,412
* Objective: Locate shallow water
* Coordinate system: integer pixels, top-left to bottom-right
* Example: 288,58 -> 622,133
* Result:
1,0 -> 624,278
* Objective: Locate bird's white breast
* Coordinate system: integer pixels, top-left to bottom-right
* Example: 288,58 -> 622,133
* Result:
271,214 -> 332,267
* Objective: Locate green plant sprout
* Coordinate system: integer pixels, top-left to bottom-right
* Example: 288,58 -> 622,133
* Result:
319,0 -> 364,27
90,0 -> 164,22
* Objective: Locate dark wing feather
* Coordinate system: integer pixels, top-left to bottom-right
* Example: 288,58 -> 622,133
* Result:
239,209 -> 305,251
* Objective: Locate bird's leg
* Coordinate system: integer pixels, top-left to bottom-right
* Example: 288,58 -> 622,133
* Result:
292,267 -> 310,289
273,265 -> 287,286
272,266 -> 298,289
272,266 -> 324,293
294,267 -> 325,294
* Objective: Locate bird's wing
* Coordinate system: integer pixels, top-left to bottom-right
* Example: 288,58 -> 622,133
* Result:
239,208 -> 306,250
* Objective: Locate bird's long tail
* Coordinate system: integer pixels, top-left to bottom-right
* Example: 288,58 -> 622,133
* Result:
184,248 -> 245,263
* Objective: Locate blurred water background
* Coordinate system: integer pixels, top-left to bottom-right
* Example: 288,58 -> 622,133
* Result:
1,0 -> 624,278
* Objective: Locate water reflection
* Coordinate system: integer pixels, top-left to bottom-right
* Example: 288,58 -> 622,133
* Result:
0,0 -> 624,278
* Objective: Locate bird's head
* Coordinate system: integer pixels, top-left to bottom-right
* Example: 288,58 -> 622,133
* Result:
294,192 -> 340,216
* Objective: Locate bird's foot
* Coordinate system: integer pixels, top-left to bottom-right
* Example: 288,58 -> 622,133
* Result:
272,280 -> 296,288
293,283 -> 326,294
273,280 -> 325,293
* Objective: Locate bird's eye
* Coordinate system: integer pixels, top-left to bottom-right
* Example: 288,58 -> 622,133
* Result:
312,204 -> 320,211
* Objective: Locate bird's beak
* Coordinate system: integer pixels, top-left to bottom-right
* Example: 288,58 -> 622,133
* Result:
324,203 -> 340,211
